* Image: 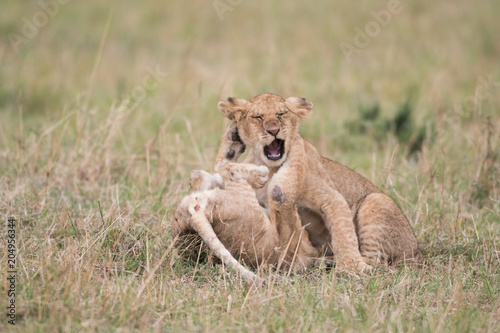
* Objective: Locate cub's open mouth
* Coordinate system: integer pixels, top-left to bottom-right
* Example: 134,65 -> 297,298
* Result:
264,139 -> 284,160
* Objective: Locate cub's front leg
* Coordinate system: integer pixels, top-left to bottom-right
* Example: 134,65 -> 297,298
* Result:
267,141 -> 318,267
316,187 -> 368,271
301,163 -> 369,271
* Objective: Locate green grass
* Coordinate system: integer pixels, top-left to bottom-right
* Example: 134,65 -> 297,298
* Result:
1,0 -> 499,331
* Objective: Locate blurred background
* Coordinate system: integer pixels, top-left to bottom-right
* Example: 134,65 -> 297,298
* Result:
0,0 -> 499,330
1,0 -> 499,205
2,0 -> 498,148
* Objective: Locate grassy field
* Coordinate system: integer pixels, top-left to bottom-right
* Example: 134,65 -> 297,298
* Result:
1,0 -> 499,331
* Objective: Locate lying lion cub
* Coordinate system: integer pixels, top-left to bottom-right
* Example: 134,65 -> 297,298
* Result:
172,162 -> 317,283
215,93 -> 423,270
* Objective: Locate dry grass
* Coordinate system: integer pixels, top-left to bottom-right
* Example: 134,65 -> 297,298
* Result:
0,0 -> 499,331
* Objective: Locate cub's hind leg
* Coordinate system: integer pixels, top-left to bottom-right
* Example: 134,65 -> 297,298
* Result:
353,193 -> 423,266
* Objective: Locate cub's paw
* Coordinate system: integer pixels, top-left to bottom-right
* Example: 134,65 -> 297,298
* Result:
228,122 -> 243,143
246,165 -> 269,189
336,257 -> 373,273
224,123 -> 246,160
218,163 -> 268,187
189,170 -> 225,193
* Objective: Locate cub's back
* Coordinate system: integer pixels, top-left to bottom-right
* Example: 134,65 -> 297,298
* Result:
302,139 -> 380,208
321,157 -> 381,208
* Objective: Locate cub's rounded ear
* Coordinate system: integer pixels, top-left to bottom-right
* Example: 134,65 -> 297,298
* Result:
218,97 -> 249,121
285,97 -> 313,119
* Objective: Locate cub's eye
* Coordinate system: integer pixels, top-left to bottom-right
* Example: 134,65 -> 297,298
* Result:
252,115 -> 263,120
277,112 -> 286,117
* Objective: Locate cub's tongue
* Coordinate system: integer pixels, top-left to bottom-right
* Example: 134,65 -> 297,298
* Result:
267,140 -> 281,158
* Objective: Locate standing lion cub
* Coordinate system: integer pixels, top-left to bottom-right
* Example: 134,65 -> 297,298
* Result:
172,93 -> 422,282
215,93 -> 422,269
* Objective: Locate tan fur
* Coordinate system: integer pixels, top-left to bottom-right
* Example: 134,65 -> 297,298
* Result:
216,93 -> 422,269
172,163 -> 317,283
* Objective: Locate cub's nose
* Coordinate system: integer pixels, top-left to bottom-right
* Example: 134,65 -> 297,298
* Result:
266,128 -> 280,136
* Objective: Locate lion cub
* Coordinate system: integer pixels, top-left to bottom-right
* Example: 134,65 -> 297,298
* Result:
172,163 -> 317,283
215,93 -> 423,268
